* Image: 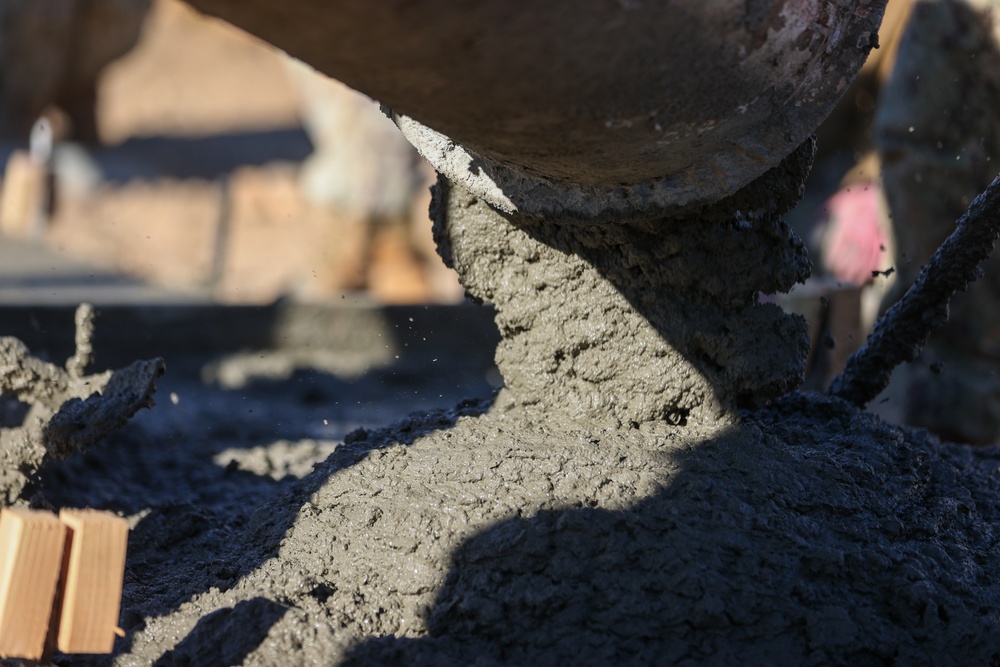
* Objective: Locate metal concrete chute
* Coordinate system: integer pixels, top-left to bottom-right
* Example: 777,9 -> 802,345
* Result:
183,0 -> 887,221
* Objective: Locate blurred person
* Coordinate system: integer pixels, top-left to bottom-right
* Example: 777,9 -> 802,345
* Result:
808,0 -> 913,303
789,1 -> 911,388
873,0 -> 1000,443
808,0 -> 1000,442
812,153 -> 895,332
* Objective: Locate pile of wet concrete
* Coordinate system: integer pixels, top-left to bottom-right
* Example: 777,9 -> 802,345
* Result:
3,301 -> 993,666
3,2 -> 999,664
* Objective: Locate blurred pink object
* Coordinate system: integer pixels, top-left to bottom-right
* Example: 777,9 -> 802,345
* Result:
817,184 -> 888,286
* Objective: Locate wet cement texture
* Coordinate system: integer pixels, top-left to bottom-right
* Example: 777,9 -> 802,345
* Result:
39,388 -> 1000,666
4,2 -> 997,652
24,138 -> 1000,664
431,142 -> 816,427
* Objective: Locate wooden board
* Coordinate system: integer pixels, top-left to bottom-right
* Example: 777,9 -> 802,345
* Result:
56,509 -> 129,654
0,508 -> 67,660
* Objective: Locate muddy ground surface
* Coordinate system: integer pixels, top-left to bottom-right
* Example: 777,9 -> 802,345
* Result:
1,302 -> 996,666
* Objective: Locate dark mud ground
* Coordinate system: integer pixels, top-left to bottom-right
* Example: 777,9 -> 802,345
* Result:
3,301 -> 999,666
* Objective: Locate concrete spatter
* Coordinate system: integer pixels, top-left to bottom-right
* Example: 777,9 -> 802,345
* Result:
109,394 -> 1000,666
430,148 -> 814,427
0,316 -> 163,503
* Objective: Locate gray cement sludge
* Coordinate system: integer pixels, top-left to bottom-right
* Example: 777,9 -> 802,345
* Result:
25,148 -> 1000,665
5,2 -> 1000,662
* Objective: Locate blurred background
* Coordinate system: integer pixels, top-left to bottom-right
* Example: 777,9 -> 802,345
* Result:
0,0 -> 463,305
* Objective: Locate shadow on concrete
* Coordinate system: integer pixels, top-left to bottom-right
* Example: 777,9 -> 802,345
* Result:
12,303 -> 498,664
336,394 -> 1000,665
150,598 -> 288,667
